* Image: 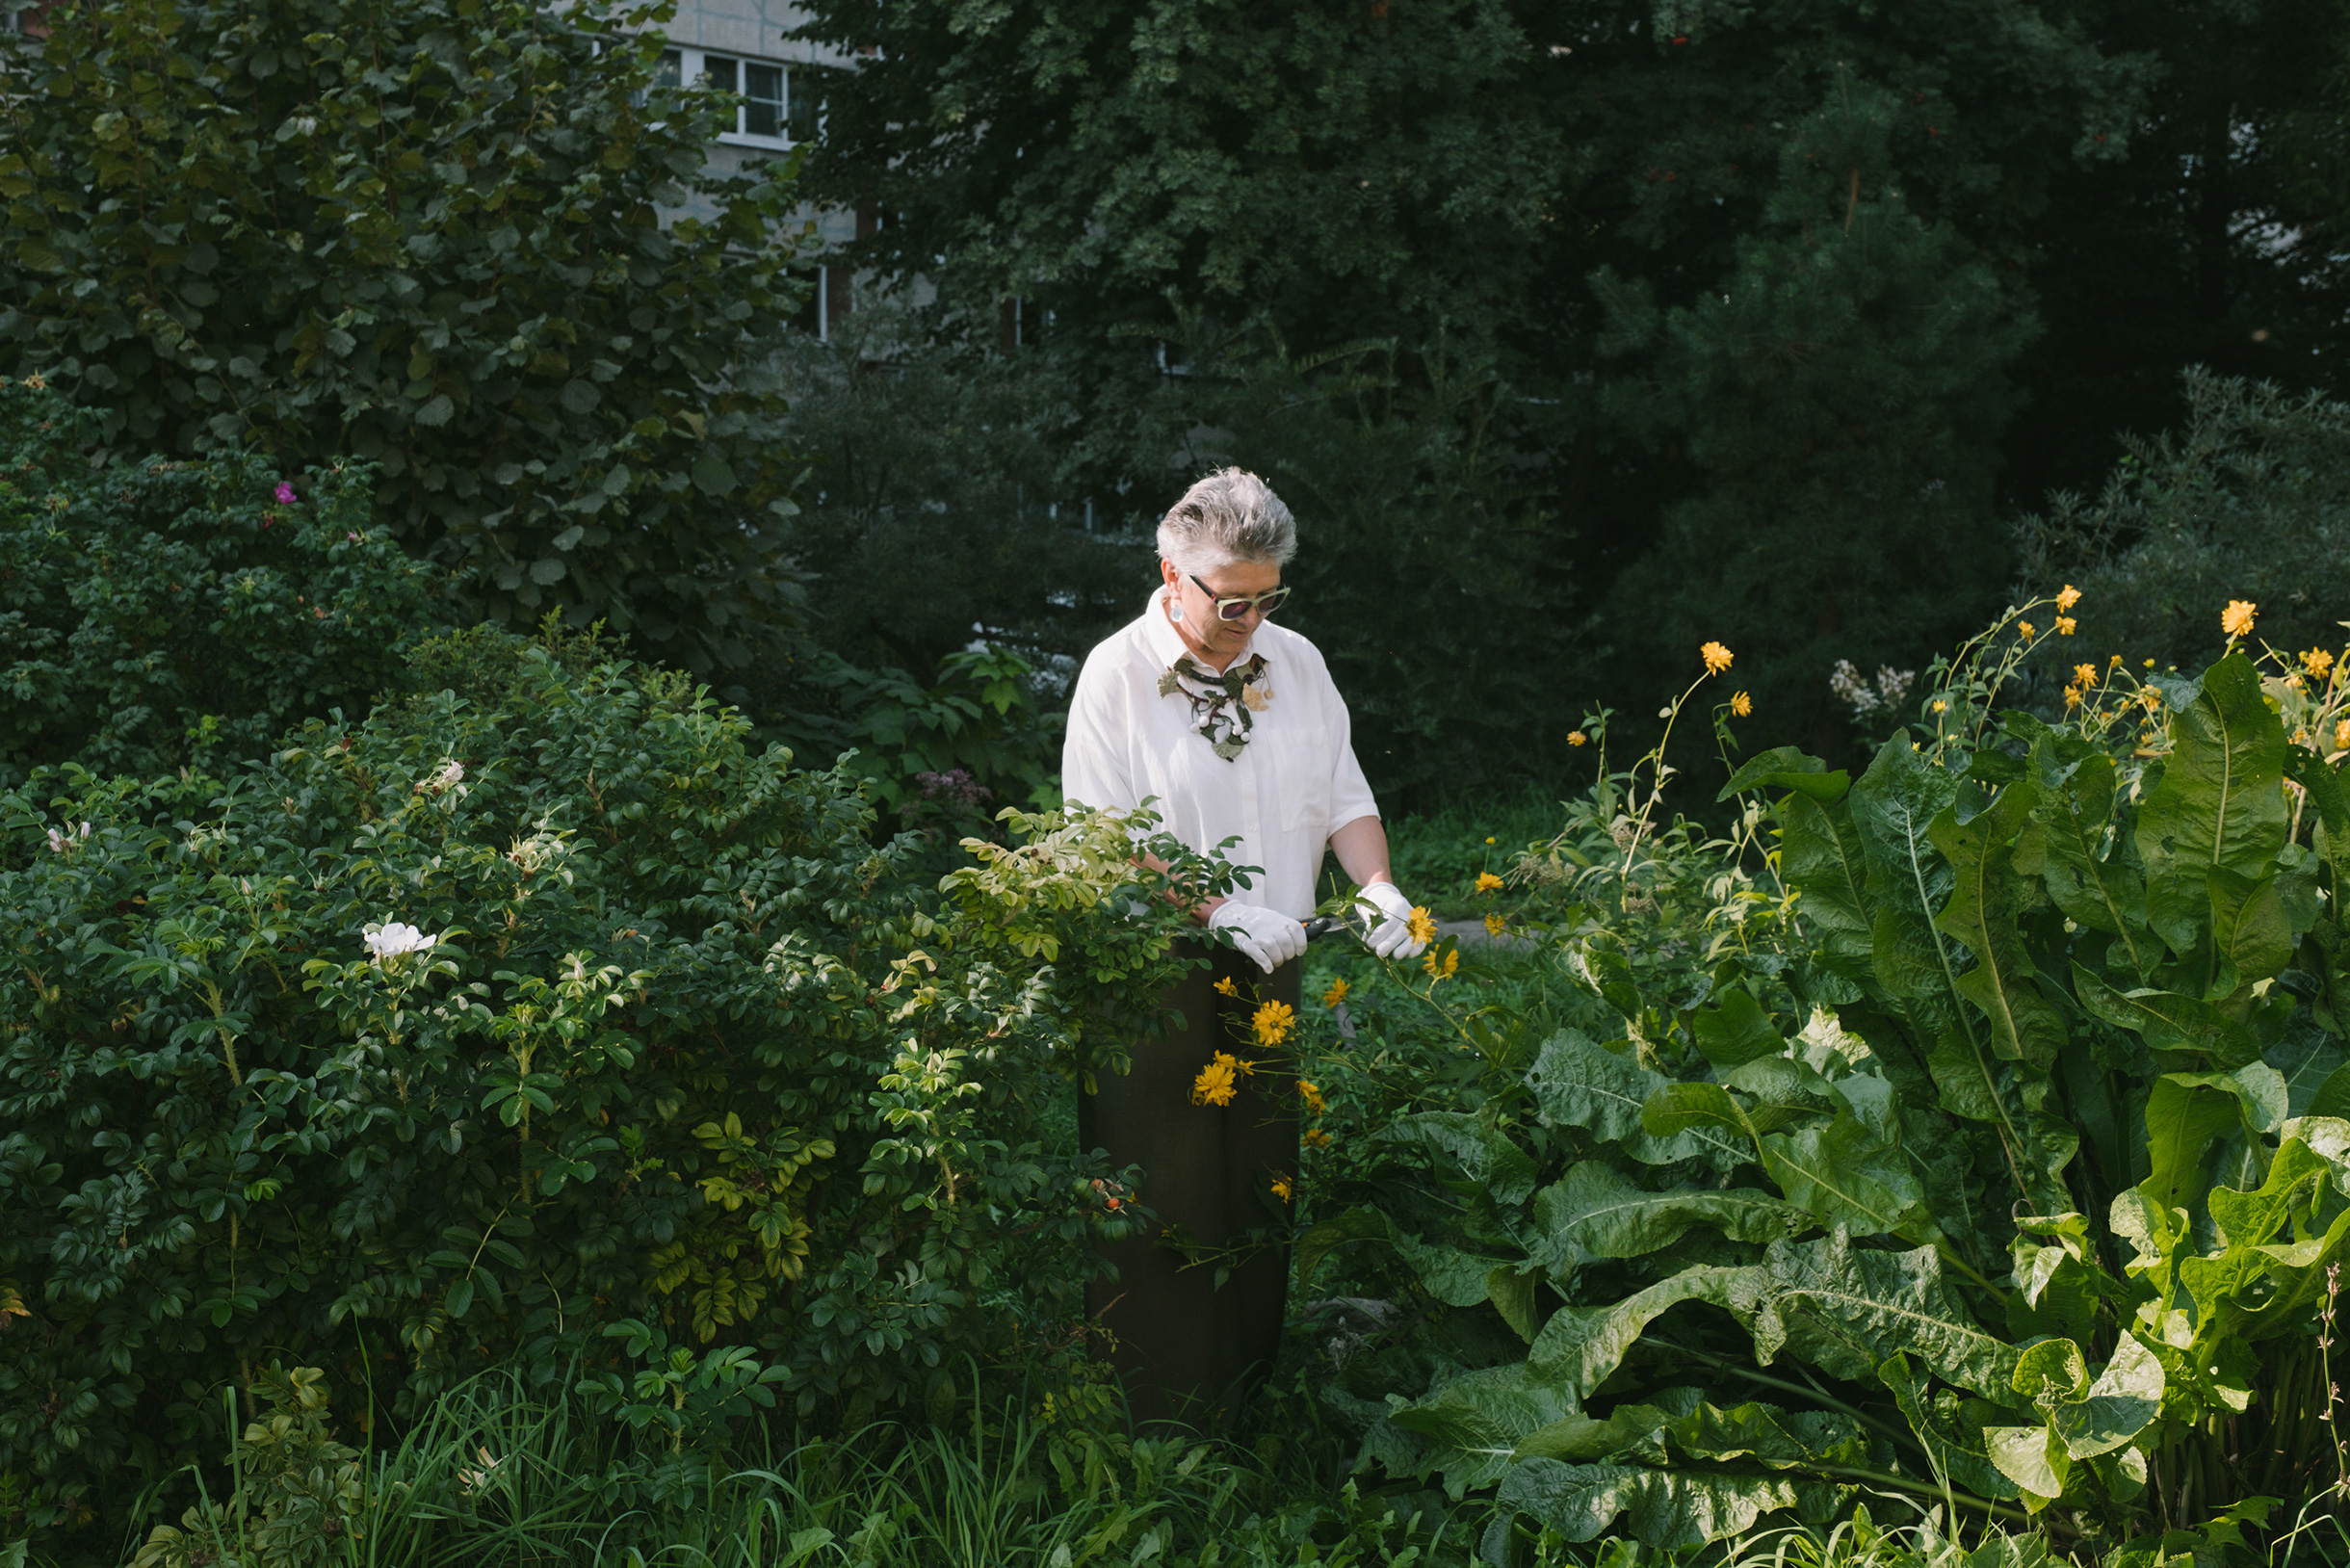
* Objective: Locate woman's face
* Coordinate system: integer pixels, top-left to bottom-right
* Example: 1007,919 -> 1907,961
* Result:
1162,557 -> 1283,661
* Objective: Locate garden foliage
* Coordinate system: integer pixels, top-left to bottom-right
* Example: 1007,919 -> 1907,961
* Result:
0,384 -> 437,787
0,0 -> 808,674
1294,611 -> 2350,1562
0,628 -> 1226,1551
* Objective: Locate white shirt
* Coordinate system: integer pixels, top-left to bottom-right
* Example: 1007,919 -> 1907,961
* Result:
1062,588 -> 1380,918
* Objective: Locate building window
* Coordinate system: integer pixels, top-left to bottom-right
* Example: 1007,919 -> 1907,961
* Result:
656,46 -> 825,147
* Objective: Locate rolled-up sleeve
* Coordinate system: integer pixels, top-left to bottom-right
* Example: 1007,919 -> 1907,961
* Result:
1060,650 -> 1136,812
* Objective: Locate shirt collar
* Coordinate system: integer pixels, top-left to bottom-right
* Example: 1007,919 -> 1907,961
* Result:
1143,585 -> 1263,671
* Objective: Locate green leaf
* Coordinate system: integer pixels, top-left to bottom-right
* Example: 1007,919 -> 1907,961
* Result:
1775,791 -> 1874,980
1719,745 -> 1850,803
1745,1231 -> 2018,1398
1525,1162 -> 1814,1270
1690,985 -> 1786,1068
1494,1458 -> 1804,1549
1528,1265 -> 1757,1395
2133,653 -> 2288,957
1393,1233 -> 1519,1308
2023,731 -> 2154,978
2206,868 -> 2293,994
1377,1110 -> 1539,1205
2072,964 -> 2259,1066
691,452 -> 739,495
1526,1032 -> 1746,1171
1931,780 -> 2065,1066
1882,1352 -> 2022,1501
2040,1332 -> 2165,1459
1641,1082 -> 1760,1152
2141,1069 -> 2278,1213
1388,1363 -> 1583,1495
1761,1111 -> 1936,1242
1985,1424 -> 2071,1503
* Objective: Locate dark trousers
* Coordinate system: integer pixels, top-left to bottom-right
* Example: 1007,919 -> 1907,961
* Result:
1081,940 -> 1301,1430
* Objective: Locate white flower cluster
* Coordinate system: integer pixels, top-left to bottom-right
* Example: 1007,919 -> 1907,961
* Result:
415,759 -> 465,796
364,921 -> 436,960
44,822 -> 91,853
1829,660 -> 1917,717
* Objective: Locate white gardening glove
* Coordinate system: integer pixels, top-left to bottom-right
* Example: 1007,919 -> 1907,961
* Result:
1356,880 -> 1428,960
1208,900 -> 1309,974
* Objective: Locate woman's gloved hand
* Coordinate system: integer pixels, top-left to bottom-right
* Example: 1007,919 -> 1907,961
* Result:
1356,880 -> 1429,959
1207,900 -> 1309,974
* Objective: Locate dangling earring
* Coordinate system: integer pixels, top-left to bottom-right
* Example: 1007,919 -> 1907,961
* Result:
1169,603 -> 1184,621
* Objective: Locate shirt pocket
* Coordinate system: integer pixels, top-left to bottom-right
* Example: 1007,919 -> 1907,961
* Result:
1266,723 -> 1333,836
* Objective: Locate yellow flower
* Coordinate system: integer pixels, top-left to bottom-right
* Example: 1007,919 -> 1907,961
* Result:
1566,731 -> 1588,747
1484,913 -> 1506,938
1321,977 -> 1350,1007
1700,640 -> 1734,675
2305,648 -> 2337,678
2140,689 -> 2162,713
2222,599 -> 2258,639
2055,616 -> 2077,637
2109,654 -> 2124,667
1484,835 -> 1496,844
1213,976 -> 1240,998
2336,719 -> 2350,754
1252,1000 -> 1296,1048
2056,584 -> 2082,611
1475,872 -> 1503,894
1423,948 -> 1459,980
1730,691 -> 1752,718
1270,1176 -> 1292,1203
2144,658 -> 2156,667
1191,1054 -> 1240,1107
1303,1128 -> 1332,1149
1930,698 -> 1947,714
2018,621 -> 2036,641
1406,906 -> 1437,946
2074,663 -> 2099,689
2063,686 -> 2082,711
1296,1079 -> 1325,1114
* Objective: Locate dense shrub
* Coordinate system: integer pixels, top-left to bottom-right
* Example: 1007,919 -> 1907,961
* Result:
0,630 -> 1219,1555
0,383 -> 437,786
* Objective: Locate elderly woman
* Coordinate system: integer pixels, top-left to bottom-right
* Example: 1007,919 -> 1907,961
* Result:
1061,467 -> 1427,1428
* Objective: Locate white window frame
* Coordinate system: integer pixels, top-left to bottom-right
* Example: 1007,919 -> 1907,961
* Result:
657,46 -> 822,150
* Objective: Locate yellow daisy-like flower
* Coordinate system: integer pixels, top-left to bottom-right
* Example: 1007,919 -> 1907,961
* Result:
2063,686 -> 2082,711
2056,584 -> 2082,611
2055,616 -> 2077,636
2336,719 -> 2350,754
2222,599 -> 2258,639
1484,913 -> 1507,938
1191,1054 -> 1240,1107
2304,648 -> 2336,678
1731,692 -> 1752,718
1930,698 -> 1947,714
1423,948 -> 1460,980
1406,907 -> 1438,946
2074,663 -> 2099,689
1321,977 -> 1349,1007
2018,621 -> 2037,641
1252,1000 -> 1296,1049
2109,653 -> 2125,667
2140,689 -> 2162,713
1269,1176 -> 1292,1203
1296,1079 -> 1325,1115
1475,872 -> 1504,893
1484,835 -> 1497,844
1213,976 -> 1240,998
1566,731 -> 1588,747
1303,1128 -> 1332,1149
1700,640 -> 1734,675
2144,658 -> 2156,668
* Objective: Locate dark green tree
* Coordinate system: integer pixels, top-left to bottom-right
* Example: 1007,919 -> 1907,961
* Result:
0,0 -> 808,675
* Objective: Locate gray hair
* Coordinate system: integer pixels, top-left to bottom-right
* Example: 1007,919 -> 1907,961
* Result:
1156,468 -> 1297,575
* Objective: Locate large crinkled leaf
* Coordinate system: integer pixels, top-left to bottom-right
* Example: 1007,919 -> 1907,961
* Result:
1719,745 -> 1851,804
1986,1424 -> 2072,1503
1931,780 -> 2066,1067
2132,653 -> 2288,957
1774,790 -> 1875,980
1848,736 -> 1960,921
1525,1161 -> 1813,1270
1393,1232 -> 1521,1308
1387,1363 -> 1583,1497
1528,1265 -> 1758,1394
2043,1332 -> 2166,1459
1744,1231 -> 2018,1398
2267,1027 -> 2346,1119
1690,984 -> 1786,1068
1492,1458 -> 1803,1550
2144,1067 -> 2285,1213
1762,1110 -> 1936,1243
2071,964 -> 2259,1067
1663,1400 -> 1867,1469
1881,1352 -> 2023,1501
2206,867 -> 2294,996
1526,1031 -> 1746,1171
2020,732 -> 2155,979
1641,1082 -> 1762,1152
2183,1134 -> 2350,1342
1376,1110 -> 1539,1206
